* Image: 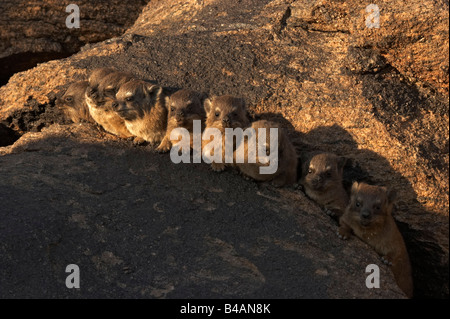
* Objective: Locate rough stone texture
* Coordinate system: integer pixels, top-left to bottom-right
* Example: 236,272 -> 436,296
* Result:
0,0 -> 448,298
0,124 -> 404,298
0,0 -> 149,85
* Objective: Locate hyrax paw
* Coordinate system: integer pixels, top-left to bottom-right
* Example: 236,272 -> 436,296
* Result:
381,256 -> 393,266
336,230 -> 349,240
156,142 -> 171,153
211,162 -> 226,172
133,137 -> 147,146
324,209 -> 336,217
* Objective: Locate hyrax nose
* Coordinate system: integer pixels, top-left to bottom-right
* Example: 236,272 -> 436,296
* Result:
222,117 -> 230,124
361,210 -> 371,219
111,101 -> 119,109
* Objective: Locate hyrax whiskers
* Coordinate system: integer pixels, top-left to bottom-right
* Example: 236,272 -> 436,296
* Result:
114,79 -> 167,145
85,69 -> 134,138
202,95 -> 250,172
235,120 -> 298,187
156,89 -> 205,153
338,182 -> 413,298
58,81 -> 94,123
300,152 -> 348,218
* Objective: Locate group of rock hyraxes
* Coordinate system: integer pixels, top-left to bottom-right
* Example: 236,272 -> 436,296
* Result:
59,67 -> 414,298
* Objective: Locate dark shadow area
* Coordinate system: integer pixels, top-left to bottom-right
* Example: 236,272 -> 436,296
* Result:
0,133 -> 332,298
0,122 -> 20,147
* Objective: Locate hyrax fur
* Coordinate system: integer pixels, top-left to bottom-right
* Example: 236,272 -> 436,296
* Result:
58,81 -> 94,123
114,79 -> 167,144
85,69 -> 133,138
156,89 -> 206,153
338,182 -> 413,298
202,95 -> 250,172
235,120 -> 298,187
300,152 -> 348,218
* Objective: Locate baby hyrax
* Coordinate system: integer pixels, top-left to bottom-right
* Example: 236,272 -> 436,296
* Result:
338,182 -> 413,298
156,89 -> 206,153
85,69 -> 134,138
58,81 -> 94,123
114,79 -> 167,144
235,120 -> 298,187
202,95 -> 250,172
300,152 -> 348,218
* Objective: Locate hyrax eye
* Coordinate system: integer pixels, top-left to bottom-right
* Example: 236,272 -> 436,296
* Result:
170,107 -> 175,112
65,96 -> 73,102
308,169 -> 313,174
326,172 -> 332,177
126,96 -> 134,102
355,202 -> 361,207
215,111 -> 220,117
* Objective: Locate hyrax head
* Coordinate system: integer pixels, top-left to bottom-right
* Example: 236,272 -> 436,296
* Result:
251,120 -> 283,155
303,153 -> 346,192
113,79 -> 163,121
96,71 -> 134,100
204,95 -> 249,129
167,89 -> 204,126
349,182 -> 396,227
85,68 -> 115,102
59,81 -> 89,110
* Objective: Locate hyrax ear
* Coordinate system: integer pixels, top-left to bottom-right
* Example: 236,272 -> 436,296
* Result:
387,188 -> 397,204
204,98 -> 213,114
145,83 -> 163,98
337,156 -> 348,171
237,97 -> 246,110
351,181 -> 359,195
164,96 -> 171,110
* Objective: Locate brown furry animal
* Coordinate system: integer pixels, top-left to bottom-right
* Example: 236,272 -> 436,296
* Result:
235,120 -> 298,187
58,81 -> 94,123
156,89 -> 205,152
114,79 -> 167,144
299,152 -> 348,218
338,182 -> 414,298
85,69 -> 134,138
202,95 -> 250,172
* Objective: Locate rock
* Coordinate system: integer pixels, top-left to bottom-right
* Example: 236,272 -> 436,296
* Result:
0,0 -> 448,298
0,124 -> 405,298
0,0 -> 149,85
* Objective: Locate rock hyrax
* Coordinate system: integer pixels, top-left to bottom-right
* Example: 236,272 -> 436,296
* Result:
85,69 -> 134,138
300,152 -> 348,218
58,81 -> 94,123
235,120 -> 298,187
338,182 -> 413,298
157,89 -> 206,153
114,79 -> 167,144
202,95 -> 250,172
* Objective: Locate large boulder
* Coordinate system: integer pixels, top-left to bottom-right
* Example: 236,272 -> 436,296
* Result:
0,0 -> 448,298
